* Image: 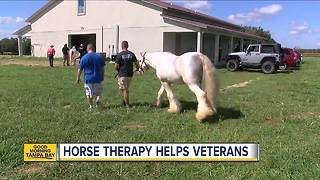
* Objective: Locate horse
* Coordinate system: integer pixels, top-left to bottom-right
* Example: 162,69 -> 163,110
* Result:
69,46 -> 80,66
139,52 -> 218,122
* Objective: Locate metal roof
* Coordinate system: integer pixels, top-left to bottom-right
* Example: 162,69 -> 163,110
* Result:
13,25 -> 32,36
161,14 -> 266,40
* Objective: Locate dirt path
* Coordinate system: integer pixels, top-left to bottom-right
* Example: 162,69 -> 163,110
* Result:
220,78 -> 260,91
0,59 -> 64,67
1,58 -> 259,91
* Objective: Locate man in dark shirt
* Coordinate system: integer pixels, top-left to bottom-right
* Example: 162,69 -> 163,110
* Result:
62,44 -> 70,66
78,44 -> 87,61
115,41 -> 139,108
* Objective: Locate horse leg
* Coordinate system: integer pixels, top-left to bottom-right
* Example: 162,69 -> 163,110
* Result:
156,85 -> 165,107
161,82 -> 181,113
188,84 -> 214,121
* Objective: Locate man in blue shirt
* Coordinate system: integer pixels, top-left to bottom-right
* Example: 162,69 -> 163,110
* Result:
77,44 -> 106,111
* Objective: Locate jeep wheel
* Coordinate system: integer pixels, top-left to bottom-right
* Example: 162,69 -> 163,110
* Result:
226,60 -> 239,72
261,61 -> 276,74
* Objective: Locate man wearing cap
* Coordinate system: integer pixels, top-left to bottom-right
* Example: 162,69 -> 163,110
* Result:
47,45 -> 55,67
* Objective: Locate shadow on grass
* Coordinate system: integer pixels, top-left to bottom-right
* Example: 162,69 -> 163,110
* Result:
276,70 -> 294,74
214,65 -> 227,69
288,66 -> 301,70
180,101 -> 244,123
244,68 -> 295,74
213,107 -> 244,122
100,101 -> 244,123
102,102 -> 153,109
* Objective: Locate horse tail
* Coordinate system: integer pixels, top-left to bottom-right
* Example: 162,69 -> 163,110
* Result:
200,54 -> 218,112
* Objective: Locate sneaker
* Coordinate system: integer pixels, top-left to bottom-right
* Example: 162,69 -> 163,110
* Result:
88,107 -> 93,112
96,101 -> 101,109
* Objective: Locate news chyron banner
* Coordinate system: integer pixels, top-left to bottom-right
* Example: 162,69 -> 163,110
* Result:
24,143 -> 259,162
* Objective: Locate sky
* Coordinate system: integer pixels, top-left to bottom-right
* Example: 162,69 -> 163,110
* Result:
0,0 -> 320,48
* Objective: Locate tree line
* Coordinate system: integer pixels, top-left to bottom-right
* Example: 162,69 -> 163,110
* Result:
241,26 -> 320,53
0,38 -> 31,55
299,49 -> 320,53
241,26 -> 276,43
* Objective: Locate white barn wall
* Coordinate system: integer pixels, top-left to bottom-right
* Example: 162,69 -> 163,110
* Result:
29,0 -> 193,57
31,31 -> 70,57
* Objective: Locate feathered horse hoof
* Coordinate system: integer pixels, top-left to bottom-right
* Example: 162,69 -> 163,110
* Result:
196,109 -> 214,122
168,108 -> 181,114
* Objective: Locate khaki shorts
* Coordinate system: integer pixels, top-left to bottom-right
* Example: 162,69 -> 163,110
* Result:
118,77 -> 132,90
84,83 -> 103,98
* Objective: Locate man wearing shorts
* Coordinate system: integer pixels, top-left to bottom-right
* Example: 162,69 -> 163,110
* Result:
115,41 -> 139,108
77,44 -> 106,111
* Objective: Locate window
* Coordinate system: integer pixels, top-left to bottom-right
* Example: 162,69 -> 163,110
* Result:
248,45 -> 259,52
261,45 -> 275,53
282,49 -> 289,56
78,0 -> 86,15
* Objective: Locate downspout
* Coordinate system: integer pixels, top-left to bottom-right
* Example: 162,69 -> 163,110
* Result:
116,25 -> 119,53
101,26 -> 104,52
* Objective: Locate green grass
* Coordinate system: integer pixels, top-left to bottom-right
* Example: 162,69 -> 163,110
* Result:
0,58 -> 320,179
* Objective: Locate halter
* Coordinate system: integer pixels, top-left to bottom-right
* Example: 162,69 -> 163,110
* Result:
139,52 -> 148,73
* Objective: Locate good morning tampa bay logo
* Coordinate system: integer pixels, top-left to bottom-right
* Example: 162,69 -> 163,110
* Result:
24,144 -> 57,161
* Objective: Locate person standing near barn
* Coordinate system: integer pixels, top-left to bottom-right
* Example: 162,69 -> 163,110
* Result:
62,44 -> 70,66
115,41 -> 139,108
78,44 -> 87,62
70,46 -> 80,65
76,44 -> 106,112
47,45 -> 55,67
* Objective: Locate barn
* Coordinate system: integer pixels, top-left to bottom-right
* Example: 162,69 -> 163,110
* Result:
13,0 -> 265,65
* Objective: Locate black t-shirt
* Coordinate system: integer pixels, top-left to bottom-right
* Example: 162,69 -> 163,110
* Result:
116,50 -> 137,77
78,47 -> 87,58
62,46 -> 69,55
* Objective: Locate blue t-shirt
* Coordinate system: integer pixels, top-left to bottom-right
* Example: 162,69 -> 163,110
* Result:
80,52 -> 106,84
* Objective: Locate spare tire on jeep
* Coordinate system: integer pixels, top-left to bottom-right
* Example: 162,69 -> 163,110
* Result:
261,61 -> 276,74
226,59 -> 239,72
